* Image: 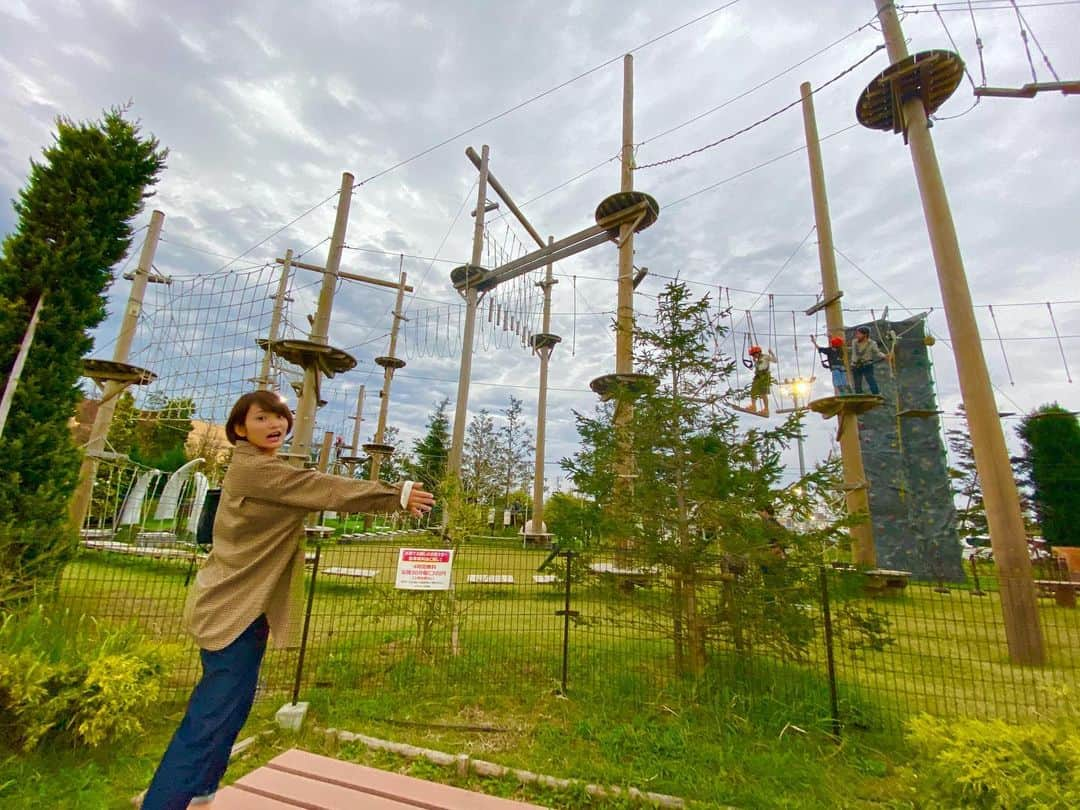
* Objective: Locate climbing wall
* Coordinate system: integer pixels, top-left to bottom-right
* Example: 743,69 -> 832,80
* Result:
852,315 -> 964,581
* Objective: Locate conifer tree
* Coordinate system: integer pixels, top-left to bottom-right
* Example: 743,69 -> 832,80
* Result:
1017,404 -> 1080,548
408,397 -> 450,492
0,109 -> 165,585
563,281 -> 841,675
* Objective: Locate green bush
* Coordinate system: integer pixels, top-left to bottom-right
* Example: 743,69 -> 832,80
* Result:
904,707 -> 1080,808
0,606 -> 177,751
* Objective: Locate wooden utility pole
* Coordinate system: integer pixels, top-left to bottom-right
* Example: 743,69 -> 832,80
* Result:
447,145 -> 491,478
258,248 -> 293,390
291,173 -> 354,468
349,386 -> 366,456
69,210 -> 165,529
615,54 -> 635,377
800,82 -> 876,566
609,53 -> 642,508
368,270 -> 408,480
871,1 -> 1044,664
528,239 -> 559,541
0,291 -> 45,440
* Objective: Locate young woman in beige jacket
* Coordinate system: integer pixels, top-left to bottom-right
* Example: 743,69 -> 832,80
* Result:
142,390 -> 434,809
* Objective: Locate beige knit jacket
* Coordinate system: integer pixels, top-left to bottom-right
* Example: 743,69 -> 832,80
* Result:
184,441 -> 404,651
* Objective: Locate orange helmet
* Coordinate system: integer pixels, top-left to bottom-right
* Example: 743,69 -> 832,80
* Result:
829,336 -> 843,348
748,345 -> 762,355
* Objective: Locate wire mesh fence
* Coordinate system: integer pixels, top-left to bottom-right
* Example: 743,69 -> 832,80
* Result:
47,526 -> 1080,736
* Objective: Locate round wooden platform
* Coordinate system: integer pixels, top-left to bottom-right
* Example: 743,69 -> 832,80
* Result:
259,339 -> 356,376
594,191 -> 660,234
374,356 -> 406,370
589,372 -> 657,402
528,332 -> 562,351
362,442 -> 395,456
81,359 -> 157,386
808,394 -> 884,419
450,264 -> 496,292
856,50 -> 965,133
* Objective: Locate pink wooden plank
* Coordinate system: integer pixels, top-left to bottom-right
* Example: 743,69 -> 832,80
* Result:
235,767 -> 418,809
268,749 -> 549,810
204,785 -> 304,809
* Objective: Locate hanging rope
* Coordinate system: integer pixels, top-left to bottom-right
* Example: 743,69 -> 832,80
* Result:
791,310 -> 802,378
1011,0 -> 1040,83
1013,0 -> 1062,82
571,275 -> 577,356
988,305 -> 1015,385
1046,302 -> 1074,383
966,0 -> 988,86
933,3 -> 979,94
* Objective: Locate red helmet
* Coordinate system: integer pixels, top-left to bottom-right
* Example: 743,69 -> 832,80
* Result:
829,336 -> 843,348
748,345 -> 762,355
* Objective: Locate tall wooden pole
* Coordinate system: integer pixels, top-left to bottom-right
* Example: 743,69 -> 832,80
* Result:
0,291 -> 45,440
613,54 -> 637,499
69,210 -> 164,529
349,386 -> 366,454
369,270 -> 407,480
259,248 -> 293,390
872,1 -> 1044,664
615,54 -> 635,376
529,239 -> 558,538
800,83 -> 876,567
447,145 -> 491,478
292,173 -> 354,468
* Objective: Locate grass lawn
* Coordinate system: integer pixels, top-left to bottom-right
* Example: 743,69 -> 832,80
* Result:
0,680 -> 915,809
17,543 -> 1074,807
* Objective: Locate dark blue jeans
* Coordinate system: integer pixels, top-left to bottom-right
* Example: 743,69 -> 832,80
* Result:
852,363 -> 879,395
142,615 -> 269,810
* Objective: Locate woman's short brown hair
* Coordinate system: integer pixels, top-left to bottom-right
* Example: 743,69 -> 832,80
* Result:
225,391 -> 294,445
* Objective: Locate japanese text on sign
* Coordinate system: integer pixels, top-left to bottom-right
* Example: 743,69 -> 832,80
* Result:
394,548 -> 454,591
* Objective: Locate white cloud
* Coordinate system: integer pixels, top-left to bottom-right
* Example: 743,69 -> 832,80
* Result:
0,0 -> 1076,481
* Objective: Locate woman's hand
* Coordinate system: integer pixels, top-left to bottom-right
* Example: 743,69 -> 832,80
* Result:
406,486 -> 436,517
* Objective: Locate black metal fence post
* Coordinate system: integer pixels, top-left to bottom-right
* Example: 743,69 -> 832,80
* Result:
819,566 -> 841,739
559,550 -> 574,695
292,542 -> 321,706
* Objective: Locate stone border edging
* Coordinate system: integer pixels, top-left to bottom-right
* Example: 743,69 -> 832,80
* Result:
320,725 -> 696,808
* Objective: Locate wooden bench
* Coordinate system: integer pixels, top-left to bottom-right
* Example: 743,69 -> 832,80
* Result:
589,561 -> 659,591
1034,580 -> 1079,608
206,748 -> 547,809
864,568 -> 911,594
322,566 -> 379,580
304,525 -> 337,541
81,539 -> 202,561
339,529 -> 426,544
532,575 -> 558,585
467,574 -> 515,585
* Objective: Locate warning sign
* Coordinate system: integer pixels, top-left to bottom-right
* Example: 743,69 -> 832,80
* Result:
394,548 -> 454,591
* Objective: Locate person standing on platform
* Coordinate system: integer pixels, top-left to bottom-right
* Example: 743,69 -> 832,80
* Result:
743,345 -> 778,417
849,326 -> 890,396
811,334 -> 850,395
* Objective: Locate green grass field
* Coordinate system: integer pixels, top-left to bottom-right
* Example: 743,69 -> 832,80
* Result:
10,542 -> 1073,807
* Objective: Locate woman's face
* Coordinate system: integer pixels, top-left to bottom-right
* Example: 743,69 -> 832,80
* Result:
235,403 -> 289,455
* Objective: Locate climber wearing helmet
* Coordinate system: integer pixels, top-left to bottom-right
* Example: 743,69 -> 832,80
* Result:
850,326 -> 890,396
811,334 -> 850,395
741,344 -> 778,416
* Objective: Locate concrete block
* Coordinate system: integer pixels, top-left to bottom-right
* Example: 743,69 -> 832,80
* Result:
276,701 -> 309,731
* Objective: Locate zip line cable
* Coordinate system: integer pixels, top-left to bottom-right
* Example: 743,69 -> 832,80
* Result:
352,1 -> 743,190
634,46 -> 886,171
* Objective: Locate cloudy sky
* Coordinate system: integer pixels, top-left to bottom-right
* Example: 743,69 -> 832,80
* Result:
2,0 -> 1078,491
